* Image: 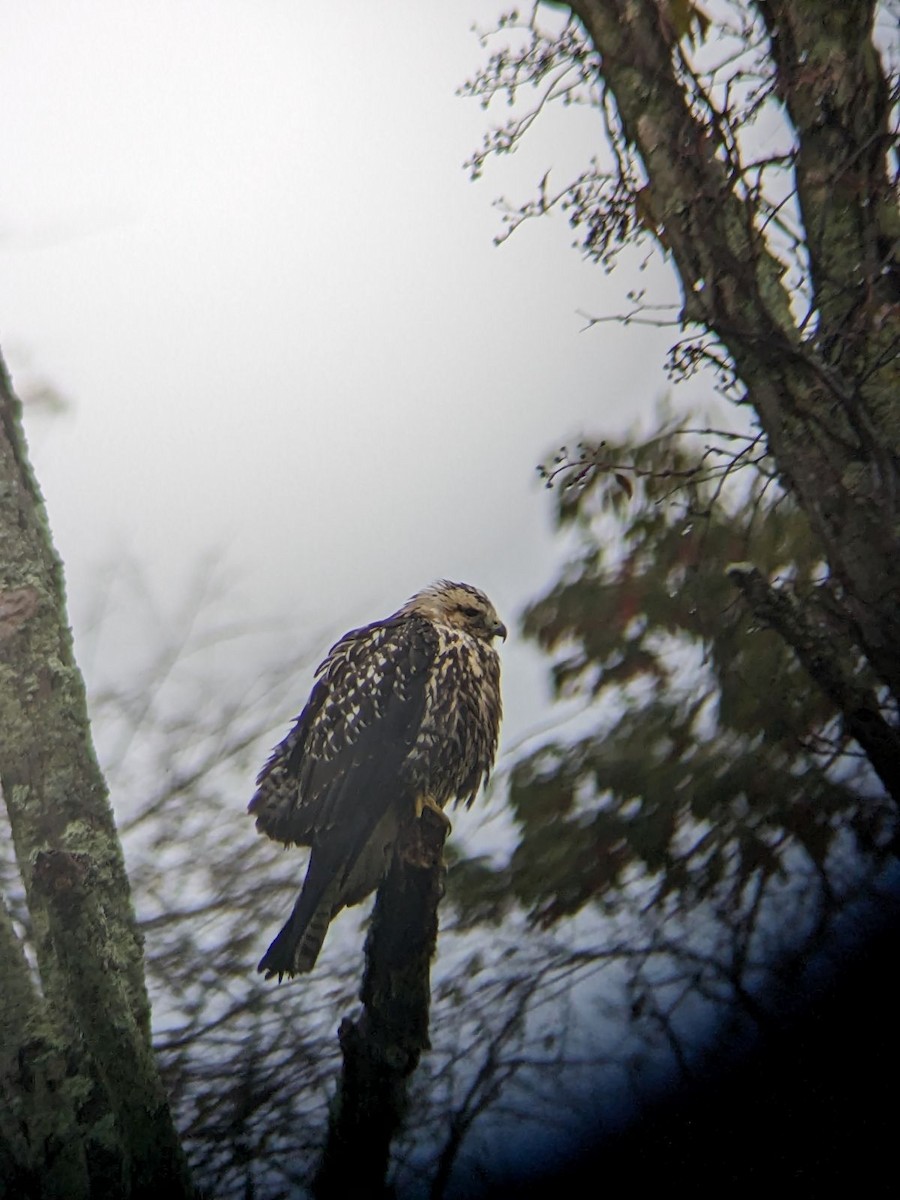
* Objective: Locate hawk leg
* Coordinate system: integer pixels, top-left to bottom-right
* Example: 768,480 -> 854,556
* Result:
414,793 -> 452,831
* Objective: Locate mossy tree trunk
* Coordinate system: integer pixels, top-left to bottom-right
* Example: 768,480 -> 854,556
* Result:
0,353 -> 193,1199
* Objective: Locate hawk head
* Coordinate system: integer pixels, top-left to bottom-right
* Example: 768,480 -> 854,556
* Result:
401,580 -> 507,643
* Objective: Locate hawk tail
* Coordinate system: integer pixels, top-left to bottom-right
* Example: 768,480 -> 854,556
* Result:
257,884 -> 337,979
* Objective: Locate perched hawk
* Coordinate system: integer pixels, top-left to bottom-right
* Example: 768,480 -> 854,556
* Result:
249,580 -> 505,979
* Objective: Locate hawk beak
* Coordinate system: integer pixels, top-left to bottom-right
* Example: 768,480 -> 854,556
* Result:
494,621 -> 508,642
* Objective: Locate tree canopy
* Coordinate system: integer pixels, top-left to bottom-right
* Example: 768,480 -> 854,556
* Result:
1,3 -> 898,1196
459,0 -> 898,869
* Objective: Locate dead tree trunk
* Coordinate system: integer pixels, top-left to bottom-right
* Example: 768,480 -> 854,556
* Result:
313,806 -> 449,1199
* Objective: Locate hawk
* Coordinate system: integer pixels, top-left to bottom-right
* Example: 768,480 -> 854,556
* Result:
249,580 -> 505,979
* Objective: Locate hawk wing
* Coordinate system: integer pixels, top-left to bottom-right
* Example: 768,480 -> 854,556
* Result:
249,615 -> 439,977
249,616 -> 438,844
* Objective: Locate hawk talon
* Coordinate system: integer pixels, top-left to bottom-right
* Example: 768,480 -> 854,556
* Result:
415,794 -> 452,830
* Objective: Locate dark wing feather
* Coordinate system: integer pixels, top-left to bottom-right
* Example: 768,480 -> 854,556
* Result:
279,667 -> 429,940
249,616 -> 437,847
252,615 -> 438,977
248,682 -> 327,846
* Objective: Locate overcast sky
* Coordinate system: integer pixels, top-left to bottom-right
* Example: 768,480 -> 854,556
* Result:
1,0 -> 702,753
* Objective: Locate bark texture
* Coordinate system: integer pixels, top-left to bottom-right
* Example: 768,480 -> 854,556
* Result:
313,806 -> 448,1199
568,0 -> 899,702
0,354 -> 193,1199
728,564 -> 900,805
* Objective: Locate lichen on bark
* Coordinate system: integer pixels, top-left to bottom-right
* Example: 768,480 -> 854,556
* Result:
0,351 -> 194,1198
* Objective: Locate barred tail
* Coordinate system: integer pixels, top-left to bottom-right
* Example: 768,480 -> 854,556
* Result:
258,881 -> 338,980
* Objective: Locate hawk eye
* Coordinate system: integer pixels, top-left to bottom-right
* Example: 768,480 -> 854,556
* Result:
461,605 -> 480,619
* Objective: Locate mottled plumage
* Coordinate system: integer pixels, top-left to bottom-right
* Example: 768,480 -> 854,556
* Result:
250,581 -> 505,978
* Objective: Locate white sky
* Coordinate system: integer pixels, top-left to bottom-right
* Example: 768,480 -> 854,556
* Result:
1,0 -> 697,752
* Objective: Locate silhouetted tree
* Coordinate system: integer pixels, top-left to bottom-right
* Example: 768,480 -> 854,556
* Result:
464,0 -> 899,775
450,412 -> 894,933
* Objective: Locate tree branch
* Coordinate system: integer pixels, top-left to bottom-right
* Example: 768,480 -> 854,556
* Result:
728,563 -> 900,808
757,0 -> 900,337
564,0 -> 900,704
314,807 -> 449,1199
